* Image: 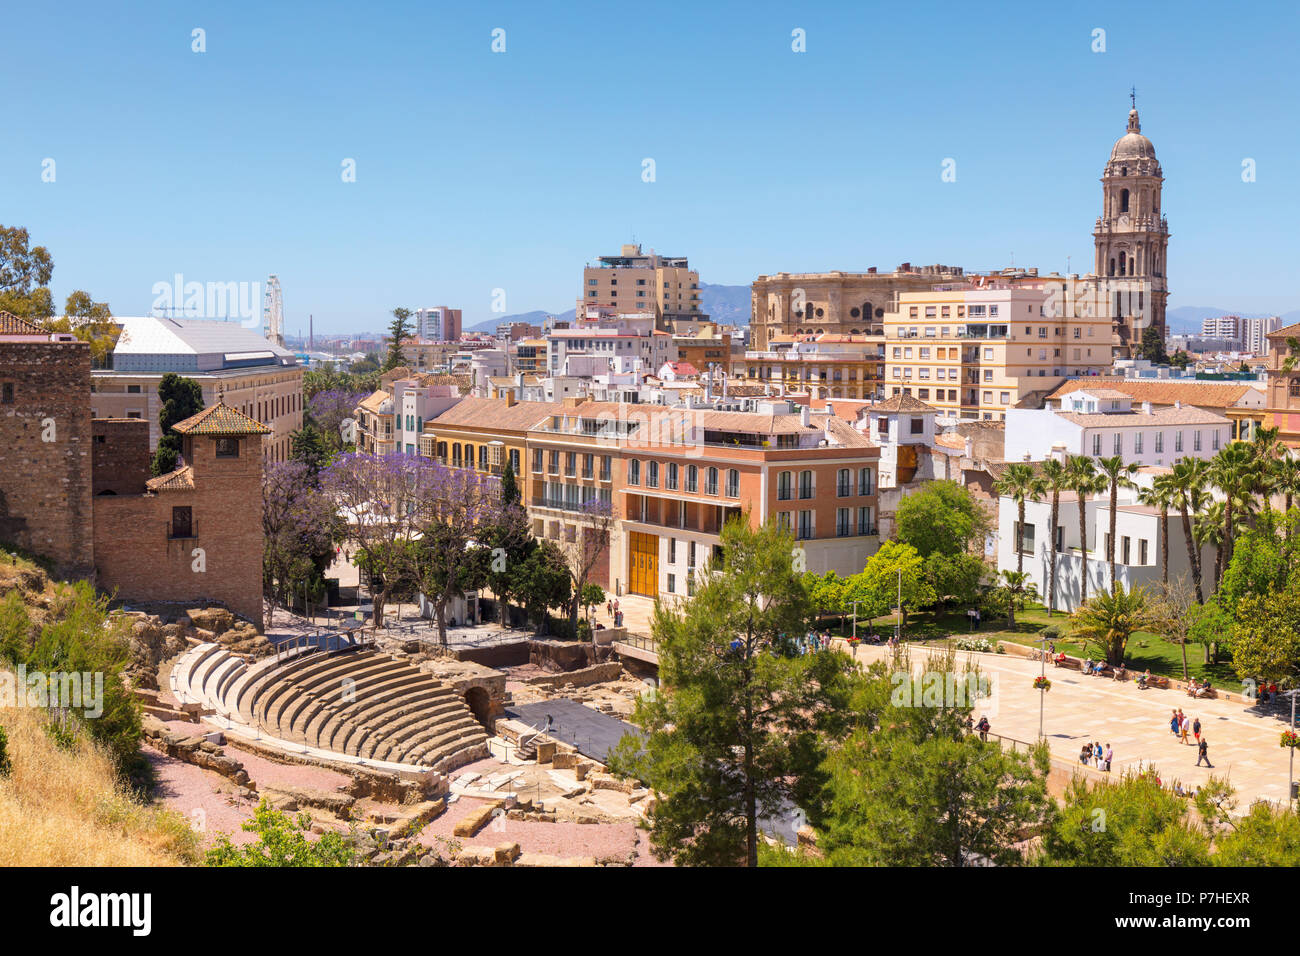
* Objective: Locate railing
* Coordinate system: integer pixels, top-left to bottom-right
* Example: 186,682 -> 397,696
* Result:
618,633 -> 659,654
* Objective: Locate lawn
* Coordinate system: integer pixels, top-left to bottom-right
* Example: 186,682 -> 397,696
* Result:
818,602 -> 1239,691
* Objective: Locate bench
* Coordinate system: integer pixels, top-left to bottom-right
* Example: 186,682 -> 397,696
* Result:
1052,656 -> 1081,670
1147,675 -> 1170,690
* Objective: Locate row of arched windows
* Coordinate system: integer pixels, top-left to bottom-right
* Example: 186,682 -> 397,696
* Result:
626,460 -> 740,498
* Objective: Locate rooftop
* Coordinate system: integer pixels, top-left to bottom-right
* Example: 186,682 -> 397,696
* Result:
171,401 -> 272,436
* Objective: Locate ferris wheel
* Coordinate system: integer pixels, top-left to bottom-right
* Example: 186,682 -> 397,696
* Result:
263,274 -> 284,346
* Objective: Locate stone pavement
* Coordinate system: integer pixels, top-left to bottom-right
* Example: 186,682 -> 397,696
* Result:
852,642 -> 1296,807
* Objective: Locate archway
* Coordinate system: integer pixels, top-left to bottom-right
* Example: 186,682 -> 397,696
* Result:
465,686 -> 492,728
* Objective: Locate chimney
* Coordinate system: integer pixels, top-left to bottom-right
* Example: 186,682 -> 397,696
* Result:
503,392 -> 516,407
1141,400 -> 1152,415
826,402 -> 835,419
1174,400 -> 1183,409
800,404 -> 811,428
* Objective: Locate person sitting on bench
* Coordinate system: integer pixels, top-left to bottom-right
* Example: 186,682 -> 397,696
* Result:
1137,670 -> 1150,689
1053,652 -> 1067,667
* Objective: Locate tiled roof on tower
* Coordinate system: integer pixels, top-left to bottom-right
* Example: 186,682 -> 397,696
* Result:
171,401 -> 271,436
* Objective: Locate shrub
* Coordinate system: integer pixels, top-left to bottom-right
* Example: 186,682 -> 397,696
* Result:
0,726 -> 10,777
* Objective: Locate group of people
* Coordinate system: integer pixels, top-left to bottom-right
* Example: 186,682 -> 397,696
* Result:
1170,709 -> 1213,766
604,599 -> 623,628
965,715 -> 992,741
1079,741 -> 1114,771
1186,677 -> 1214,698
1256,680 -> 1282,704
796,631 -> 833,655
1081,658 -> 1110,676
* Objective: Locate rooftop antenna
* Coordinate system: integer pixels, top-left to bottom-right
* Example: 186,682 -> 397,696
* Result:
1130,85 -> 1137,109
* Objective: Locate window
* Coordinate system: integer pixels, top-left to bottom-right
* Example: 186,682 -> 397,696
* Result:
1092,434 -> 1102,456
1155,432 -> 1164,453
1174,431 -> 1184,453
170,506 -> 194,539
600,455 -> 612,481
1193,430 -> 1202,452
1122,536 -> 1131,565
858,467 -> 873,496
215,437 -> 239,458
1134,432 -> 1144,455
857,506 -> 873,535
837,468 -> 851,496
667,462 -> 678,490
1000,392 -> 1010,406
706,467 -> 718,495
533,449 -> 543,473
667,573 -> 676,594
0,383 -> 12,404
566,452 -> 577,476
778,471 -> 792,500
686,465 -> 698,493
799,470 -> 814,499
1014,521 -> 1035,554
1139,539 -> 1149,565
669,538 -> 677,563
629,459 -> 640,485
910,417 -> 923,435
1212,430 -> 1220,451
1113,433 -> 1122,455
548,450 -> 559,474
797,510 -> 814,540
836,508 -> 851,536
647,461 -> 659,488
726,469 -> 739,497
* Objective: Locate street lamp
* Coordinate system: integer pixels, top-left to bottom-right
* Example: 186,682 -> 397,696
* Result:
894,568 -> 903,642
1035,633 -> 1050,741
1286,688 -> 1300,808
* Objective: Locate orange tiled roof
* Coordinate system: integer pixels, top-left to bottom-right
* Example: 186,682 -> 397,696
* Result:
1046,378 -> 1258,409
171,401 -> 271,436
145,465 -> 195,492
0,311 -> 46,335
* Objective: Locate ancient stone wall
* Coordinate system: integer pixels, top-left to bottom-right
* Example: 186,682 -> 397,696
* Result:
91,418 -> 151,496
0,340 -> 94,575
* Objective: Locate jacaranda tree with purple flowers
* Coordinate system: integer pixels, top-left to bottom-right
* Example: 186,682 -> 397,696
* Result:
262,460 -> 343,631
321,452 -> 439,627
306,388 -> 368,451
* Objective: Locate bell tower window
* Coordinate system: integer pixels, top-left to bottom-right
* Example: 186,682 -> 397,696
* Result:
1120,189 -> 1129,213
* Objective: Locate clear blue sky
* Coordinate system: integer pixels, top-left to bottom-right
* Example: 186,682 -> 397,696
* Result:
3,0 -> 1298,334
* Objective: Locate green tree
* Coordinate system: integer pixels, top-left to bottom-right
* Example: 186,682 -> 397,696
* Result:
1230,583 -> 1300,685
1136,325 -> 1169,365
151,373 -> 204,476
1207,442 -> 1260,578
1171,458 -> 1210,602
923,552 -> 985,609
808,651 -> 1052,866
608,518 -> 854,867
289,424 -> 331,476
1211,798 -> 1300,866
0,224 -> 55,320
1066,456 -> 1106,604
1138,474 -> 1178,586
0,589 -> 33,663
893,480 -> 990,558
1070,584 -> 1155,666
382,308 -> 413,372
995,463 -> 1043,580
1039,457 -> 1070,615
849,540 -> 935,636
1096,455 -> 1140,593
1169,350 -> 1191,370
1035,771 -> 1210,866
499,458 -> 520,507
206,800 -> 356,866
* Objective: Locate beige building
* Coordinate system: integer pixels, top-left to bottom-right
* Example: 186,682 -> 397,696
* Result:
748,265 -> 965,352
579,243 -> 703,328
354,390 -> 395,455
882,287 -> 1112,421
91,315 -> 303,463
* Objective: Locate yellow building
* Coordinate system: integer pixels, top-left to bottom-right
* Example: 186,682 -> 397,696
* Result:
883,288 -> 1112,420
579,243 -> 702,327
420,396 -> 565,482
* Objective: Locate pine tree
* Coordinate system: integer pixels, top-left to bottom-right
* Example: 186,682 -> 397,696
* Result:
382,308 -> 413,372
151,373 -> 204,476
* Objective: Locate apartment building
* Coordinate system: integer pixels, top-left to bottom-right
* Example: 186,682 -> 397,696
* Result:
392,379 -> 463,456
883,288 -> 1112,421
421,396 -> 565,484
526,401 -> 880,600
671,324 -> 731,372
734,332 -> 885,401
354,391 -> 396,455
578,244 -> 703,328
1045,378 -> 1265,441
91,315 -> 303,462
412,306 -> 462,342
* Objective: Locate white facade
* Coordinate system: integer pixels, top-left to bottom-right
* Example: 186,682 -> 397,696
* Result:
393,380 -> 462,456
1004,390 -> 1230,466
996,487 -> 1217,612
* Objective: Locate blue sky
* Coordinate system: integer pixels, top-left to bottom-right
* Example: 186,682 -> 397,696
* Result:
3,0 -> 1298,333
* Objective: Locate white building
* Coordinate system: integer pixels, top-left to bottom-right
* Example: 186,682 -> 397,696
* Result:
1003,388 -> 1230,466
392,379 -> 462,456
996,475 -> 1217,612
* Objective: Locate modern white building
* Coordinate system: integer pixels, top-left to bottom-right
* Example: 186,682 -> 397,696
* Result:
1003,388 -> 1230,466
996,475 -> 1217,612
392,379 -> 463,456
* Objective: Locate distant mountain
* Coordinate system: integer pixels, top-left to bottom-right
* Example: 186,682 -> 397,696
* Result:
467,283 -> 753,333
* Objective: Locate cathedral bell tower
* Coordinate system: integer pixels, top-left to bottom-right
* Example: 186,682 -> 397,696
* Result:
1093,99 -> 1170,354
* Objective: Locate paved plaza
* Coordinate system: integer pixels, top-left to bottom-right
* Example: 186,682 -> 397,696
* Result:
853,642 -> 1296,807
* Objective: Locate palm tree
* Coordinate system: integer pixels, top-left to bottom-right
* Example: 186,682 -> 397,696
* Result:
1096,455 -> 1141,594
995,462 -> 1044,579
1039,458 -> 1070,616
998,570 -> 1031,630
1171,458 -> 1209,603
1275,455 -> 1300,517
1207,442 -> 1258,574
1070,584 -> 1155,666
1065,455 -> 1104,606
1137,475 -> 1178,586
1248,425 -> 1284,523
1196,501 -> 1226,589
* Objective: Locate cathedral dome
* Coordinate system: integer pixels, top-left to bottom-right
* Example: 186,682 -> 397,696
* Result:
1108,109 -> 1157,163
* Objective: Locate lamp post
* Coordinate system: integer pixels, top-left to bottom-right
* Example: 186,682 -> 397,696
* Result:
1036,634 -> 1049,741
1288,688 -> 1299,809
894,568 -> 903,643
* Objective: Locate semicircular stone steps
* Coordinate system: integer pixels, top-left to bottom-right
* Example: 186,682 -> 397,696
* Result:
170,642 -> 488,772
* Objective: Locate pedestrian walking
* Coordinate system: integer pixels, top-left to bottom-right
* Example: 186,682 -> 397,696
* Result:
1197,736 -> 1212,767
1180,714 -> 1191,745
977,716 -> 990,742
1104,743 -> 1113,772
1170,710 -> 1180,735
1193,717 -> 1201,743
